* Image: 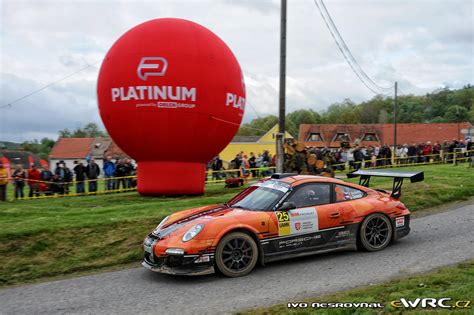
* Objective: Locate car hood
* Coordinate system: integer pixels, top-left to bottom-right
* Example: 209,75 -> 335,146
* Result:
163,204 -> 236,227
153,204 -> 248,239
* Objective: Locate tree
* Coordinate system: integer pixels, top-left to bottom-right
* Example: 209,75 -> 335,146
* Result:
58,122 -> 107,138
237,115 -> 278,136
286,109 -> 321,137
444,105 -> 468,122
59,128 -> 72,138
469,103 -> 474,123
19,137 -> 55,160
236,86 -> 473,137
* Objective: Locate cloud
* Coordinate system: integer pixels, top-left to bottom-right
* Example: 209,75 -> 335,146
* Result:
1,0 -> 472,142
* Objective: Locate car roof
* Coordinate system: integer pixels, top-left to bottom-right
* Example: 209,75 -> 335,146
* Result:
276,175 -> 371,191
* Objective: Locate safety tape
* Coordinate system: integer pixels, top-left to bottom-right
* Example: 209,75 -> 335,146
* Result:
3,153 -> 472,201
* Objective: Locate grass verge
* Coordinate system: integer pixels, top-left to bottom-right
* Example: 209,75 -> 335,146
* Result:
0,164 -> 473,287
237,259 -> 474,314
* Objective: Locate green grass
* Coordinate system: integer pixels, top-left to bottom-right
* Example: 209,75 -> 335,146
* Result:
0,163 -> 473,287
237,260 -> 474,314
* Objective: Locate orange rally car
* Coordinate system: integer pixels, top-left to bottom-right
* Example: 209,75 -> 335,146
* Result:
143,169 -> 424,277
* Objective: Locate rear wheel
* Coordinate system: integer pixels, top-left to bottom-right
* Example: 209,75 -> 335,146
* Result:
215,232 -> 258,277
359,213 -> 393,251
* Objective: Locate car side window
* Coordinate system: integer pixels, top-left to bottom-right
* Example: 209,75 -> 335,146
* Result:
334,184 -> 365,202
286,183 -> 331,208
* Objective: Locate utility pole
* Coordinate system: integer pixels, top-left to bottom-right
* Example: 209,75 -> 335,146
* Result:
276,0 -> 287,173
393,82 -> 398,156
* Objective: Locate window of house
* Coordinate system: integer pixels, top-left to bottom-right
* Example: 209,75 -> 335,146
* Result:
334,133 -> 351,142
307,133 -> 323,142
362,133 -> 378,141
287,183 -> 331,207
334,184 -> 365,202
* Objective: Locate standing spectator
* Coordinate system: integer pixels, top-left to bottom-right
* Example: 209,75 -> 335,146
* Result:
27,165 -> 41,197
407,143 -> 417,164
12,165 -> 26,199
241,155 -> 250,176
386,145 -> 393,166
466,138 -> 474,167
54,162 -> 72,195
40,165 -> 53,195
103,156 -> 116,191
340,148 -> 348,170
0,162 -> 8,201
85,159 -> 100,193
248,152 -> 257,177
416,143 -> 425,163
114,159 -> 127,190
73,161 -> 86,194
432,141 -> 441,162
124,159 -> 135,188
395,146 -> 403,165
422,141 -> 433,163
448,140 -> 457,163
211,155 -> 223,180
51,174 -> 63,194
353,146 -> 364,170
63,164 -> 73,194
230,154 -> 242,177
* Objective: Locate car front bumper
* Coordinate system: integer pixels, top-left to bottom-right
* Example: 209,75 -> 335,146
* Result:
142,253 -> 215,276
142,234 -> 215,276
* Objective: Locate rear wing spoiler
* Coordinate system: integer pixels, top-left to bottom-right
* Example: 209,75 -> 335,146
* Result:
347,169 -> 424,199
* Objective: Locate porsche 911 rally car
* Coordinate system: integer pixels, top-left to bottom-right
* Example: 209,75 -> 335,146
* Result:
143,170 -> 424,277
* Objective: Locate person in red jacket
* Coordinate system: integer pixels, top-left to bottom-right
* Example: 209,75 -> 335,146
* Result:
422,141 -> 433,163
27,165 -> 42,198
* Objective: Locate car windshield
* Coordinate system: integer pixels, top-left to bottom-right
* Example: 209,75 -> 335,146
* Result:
226,180 -> 290,211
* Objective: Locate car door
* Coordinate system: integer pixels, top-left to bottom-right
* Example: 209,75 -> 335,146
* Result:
263,182 -> 333,255
327,184 -> 366,244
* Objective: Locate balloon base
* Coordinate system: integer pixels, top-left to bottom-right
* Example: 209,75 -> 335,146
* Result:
137,161 -> 206,196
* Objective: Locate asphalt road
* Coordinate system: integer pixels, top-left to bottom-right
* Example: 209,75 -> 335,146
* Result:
1,203 -> 473,315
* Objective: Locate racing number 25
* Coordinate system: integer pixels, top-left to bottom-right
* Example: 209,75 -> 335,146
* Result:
277,211 -> 289,222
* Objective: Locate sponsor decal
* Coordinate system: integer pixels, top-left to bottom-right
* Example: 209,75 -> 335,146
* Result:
395,216 -> 405,227
137,57 -> 168,80
335,230 -> 351,238
110,56 -> 197,109
278,234 -> 321,249
276,211 -> 291,236
226,93 -> 246,110
253,179 -> 291,193
277,207 -> 319,236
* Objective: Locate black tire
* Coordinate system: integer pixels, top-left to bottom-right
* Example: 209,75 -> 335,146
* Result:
358,213 -> 393,252
215,232 -> 258,277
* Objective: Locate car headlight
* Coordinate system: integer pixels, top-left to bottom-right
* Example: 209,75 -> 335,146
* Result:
182,224 -> 204,242
153,215 -> 170,234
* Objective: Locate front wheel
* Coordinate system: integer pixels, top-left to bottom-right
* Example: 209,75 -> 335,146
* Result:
358,213 -> 393,251
215,232 -> 258,277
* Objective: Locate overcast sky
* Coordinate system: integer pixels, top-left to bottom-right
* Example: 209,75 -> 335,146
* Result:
1,0 -> 472,142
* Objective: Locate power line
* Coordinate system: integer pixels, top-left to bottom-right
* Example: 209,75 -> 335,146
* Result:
0,59 -> 102,109
313,0 -> 392,95
319,0 -> 392,92
245,101 -> 262,118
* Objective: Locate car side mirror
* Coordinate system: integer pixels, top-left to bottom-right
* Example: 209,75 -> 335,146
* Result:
279,201 -> 296,211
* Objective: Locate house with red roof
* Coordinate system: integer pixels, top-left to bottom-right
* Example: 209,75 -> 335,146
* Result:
49,137 -> 129,171
299,122 -> 473,148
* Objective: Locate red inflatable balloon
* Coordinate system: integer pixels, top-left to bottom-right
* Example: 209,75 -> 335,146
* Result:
97,18 -> 245,195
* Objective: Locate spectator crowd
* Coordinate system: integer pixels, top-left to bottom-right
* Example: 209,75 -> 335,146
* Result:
206,139 -> 474,179
0,156 -> 136,201
0,139 -> 472,201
